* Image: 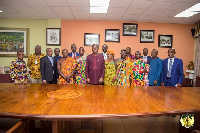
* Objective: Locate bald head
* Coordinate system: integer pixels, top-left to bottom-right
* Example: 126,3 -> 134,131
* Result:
46,48 -> 53,57
168,48 -> 176,58
35,45 -> 41,55
92,44 -> 99,54
62,49 -> 68,58
102,44 -> 108,53
151,49 -> 158,59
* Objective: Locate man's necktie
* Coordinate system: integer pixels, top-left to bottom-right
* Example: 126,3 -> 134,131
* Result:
167,58 -> 172,78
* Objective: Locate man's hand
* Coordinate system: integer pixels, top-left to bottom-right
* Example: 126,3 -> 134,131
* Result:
42,80 -> 47,84
143,69 -> 147,73
86,78 -> 90,83
99,77 -> 104,83
161,82 -> 164,86
65,76 -> 70,83
153,80 -> 157,86
176,83 -> 182,87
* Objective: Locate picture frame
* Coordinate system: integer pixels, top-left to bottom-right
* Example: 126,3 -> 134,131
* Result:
123,23 -> 138,36
46,28 -> 61,46
158,35 -> 173,48
84,33 -> 100,46
0,27 -> 29,57
105,29 -> 120,42
140,30 -> 154,43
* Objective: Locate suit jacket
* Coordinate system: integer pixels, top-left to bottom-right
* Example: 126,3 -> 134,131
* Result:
141,56 -> 152,65
40,55 -> 57,83
68,52 -> 80,58
162,58 -> 183,86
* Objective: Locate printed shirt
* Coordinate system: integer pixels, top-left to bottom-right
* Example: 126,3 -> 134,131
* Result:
27,53 -> 45,79
131,59 -> 150,86
117,57 -> 133,86
75,54 -> 88,84
10,59 -> 29,83
58,56 -> 77,84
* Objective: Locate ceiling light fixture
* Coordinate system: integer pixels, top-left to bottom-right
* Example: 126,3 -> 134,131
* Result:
0,10 -> 3,13
89,0 -> 110,13
175,3 -> 200,17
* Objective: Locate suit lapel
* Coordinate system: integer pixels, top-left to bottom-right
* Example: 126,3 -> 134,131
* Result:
171,58 -> 177,71
46,55 -> 53,66
166,59 -> 168,74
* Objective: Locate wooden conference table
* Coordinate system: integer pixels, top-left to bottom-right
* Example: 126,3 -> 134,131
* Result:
0,83 -> 200,132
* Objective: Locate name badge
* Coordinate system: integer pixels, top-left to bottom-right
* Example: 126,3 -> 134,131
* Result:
35,60 -> 37,64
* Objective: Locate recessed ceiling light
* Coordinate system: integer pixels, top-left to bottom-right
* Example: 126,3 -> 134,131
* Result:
174,3 -> 200,17
90,7 -> 108,13
89,0 -> 110,6
89,0 -> 110,13
0,10 -> 3,13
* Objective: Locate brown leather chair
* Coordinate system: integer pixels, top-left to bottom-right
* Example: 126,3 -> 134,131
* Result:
182,77 -> 193,87
196,76 -> 200,87
0,74 -> 12,83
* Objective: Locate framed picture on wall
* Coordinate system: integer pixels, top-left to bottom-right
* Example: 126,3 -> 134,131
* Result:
46,28 -> 61,46
158,35 -> 173,48
105,29 -> 120,42
0,27 -> 29,57
123,23 -> 138,36
140,30 -> 154,43
84,33 -> 100,46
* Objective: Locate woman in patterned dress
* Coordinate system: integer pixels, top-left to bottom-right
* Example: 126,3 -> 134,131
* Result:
104,51 -> 117,85
74,47 -> 88,84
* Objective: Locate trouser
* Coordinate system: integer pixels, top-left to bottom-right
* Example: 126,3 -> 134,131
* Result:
166,77 -> 172,86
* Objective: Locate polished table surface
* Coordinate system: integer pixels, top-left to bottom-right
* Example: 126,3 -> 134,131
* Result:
0,83 -> 200,120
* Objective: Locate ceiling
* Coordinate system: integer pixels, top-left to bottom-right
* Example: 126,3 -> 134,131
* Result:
0,0 -> 199,24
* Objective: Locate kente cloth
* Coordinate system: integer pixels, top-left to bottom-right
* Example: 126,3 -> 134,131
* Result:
85,54 -> 105,85
58,57 -> 76,84
104,61 -> 116,85
27,53 -> 45,79
116,57 -> 133,86
10,59 -> 29,83
131,59 -> 150,86
75,54 -> 88,84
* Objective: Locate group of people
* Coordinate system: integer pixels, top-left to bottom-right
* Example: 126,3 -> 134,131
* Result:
10,43 -> 184,87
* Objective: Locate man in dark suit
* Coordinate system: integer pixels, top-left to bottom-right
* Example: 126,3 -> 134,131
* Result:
40,48 -> 57,84
68,44 -> 80,59
141,48 -> 152,65
161,48 -> 183,87
102,44 -> 108,60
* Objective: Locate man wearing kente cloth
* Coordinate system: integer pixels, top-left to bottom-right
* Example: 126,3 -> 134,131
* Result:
75,47 -> 88,84
115,49 -> 133,86
131,51 -> 149,86
57,49 -> 76,84
85,44 -> 105,85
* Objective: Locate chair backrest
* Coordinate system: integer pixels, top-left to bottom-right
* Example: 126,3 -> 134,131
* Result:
196,76 -> 200,87
6,121 -> 24,133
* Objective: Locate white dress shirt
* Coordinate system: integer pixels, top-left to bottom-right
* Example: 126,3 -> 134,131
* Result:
103,52 -> 107,60
143,56 -> 147,62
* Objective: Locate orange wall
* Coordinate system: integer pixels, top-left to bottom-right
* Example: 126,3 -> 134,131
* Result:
61,20 -> 194,74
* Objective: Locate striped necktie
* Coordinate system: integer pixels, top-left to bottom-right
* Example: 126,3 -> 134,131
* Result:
167,58 -> 172,78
